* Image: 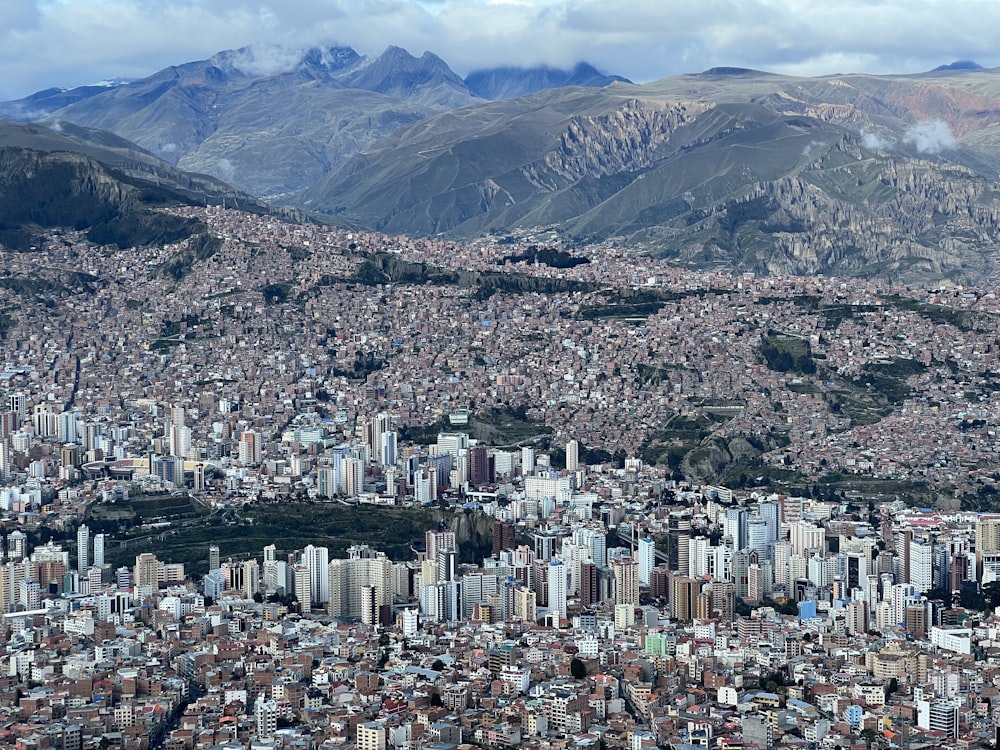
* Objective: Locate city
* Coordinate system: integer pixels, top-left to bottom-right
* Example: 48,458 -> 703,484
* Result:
1,206 -> 1000,750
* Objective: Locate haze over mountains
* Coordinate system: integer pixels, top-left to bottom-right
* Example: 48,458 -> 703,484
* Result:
7,43 -> 1000,281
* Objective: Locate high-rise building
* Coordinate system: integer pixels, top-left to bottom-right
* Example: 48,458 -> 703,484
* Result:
468,445 -> 491,487
565,439 -> 579,472
238,430 -> 262,465
917,699 -> 960,738
492,520 -> 515,557
93,533 -> 105,567
33,403 -> 59,438
7,530 -> 27,562
637,538 -> 656,587
426,526 -> 457,563
328,545 -> 393,621
909,536 -> 934,592
164,408 -> 192,459
134,553 -> 164,589
76,524 -> 89,574
263,544 -> 279,591
302,545 -> 330,606
580,561 -> 599,608
342,457 -> 364,497
521,446 -> 535,477
612,556 -> 639,607
709,580 -> 736,623
671,576 -> 702,621
747,517 -> 771,557
292,563 -> 311,608
208,544 -> 220,572
8,394 -> 26,425
254,696 -> 279,742
724,506 -> 749,551
548,559 -> 567,620
665,511 -> 691,573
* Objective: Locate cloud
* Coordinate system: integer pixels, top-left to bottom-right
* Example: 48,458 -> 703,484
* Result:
860,129 -> 895,151
902,120 -> 957,154
2,1 -> 1000,100
216,158 -> 236,182
225,45 -> 307,77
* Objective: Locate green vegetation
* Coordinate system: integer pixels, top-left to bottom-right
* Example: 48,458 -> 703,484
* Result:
88,492 -> 209,537
721,459 -> 804,489
640,413 -> 718,470
549,443 -> 613,468
883,294 -> 977,331
339,251 -> 596,300
717,195 -> 775,235
159,313 -> 208,337
260,282 -> 293,304
97,501 -> 481,578
501,245 -> 590,269
758,331 -> 816,375
0,308 -> 13,339
854,357 -> 924,405
397,404 -> 552,448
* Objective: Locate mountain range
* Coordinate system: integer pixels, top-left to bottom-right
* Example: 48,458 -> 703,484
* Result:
7,45 -> 1000,281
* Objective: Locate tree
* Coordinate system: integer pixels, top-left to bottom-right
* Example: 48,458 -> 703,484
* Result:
570,657 -> 587,679
431,658 -> 445,672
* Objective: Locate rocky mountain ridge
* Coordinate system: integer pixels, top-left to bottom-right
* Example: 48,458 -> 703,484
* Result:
0,44 -> 627,202
8,49 -> 1000,281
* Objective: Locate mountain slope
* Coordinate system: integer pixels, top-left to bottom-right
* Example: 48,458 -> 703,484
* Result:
0,120 -> 270,211
464,62 -> 631,100
43,45 -> 469,199
304,67 -> 1000,283
0,146 -> 209,252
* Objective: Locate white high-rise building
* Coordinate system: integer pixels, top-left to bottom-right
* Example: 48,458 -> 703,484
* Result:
77,524 -> 89,574
8,394 -> 26,425
292,563 -> 311,608
263,544 -> 279,591
93,533 -> 105,567
566,440 -> 579,472
342,457 -> 364,497
747,517 -> 771,557
637,538 -> 656,587
790,521 -> 825,556
255,695 -> 279,741
572,527 -> 607,567
548,558 -> 568,620
521,446 -> 535,477
723,507 -> 748,550
909,537 -> 934,592
303,545 -> 330,605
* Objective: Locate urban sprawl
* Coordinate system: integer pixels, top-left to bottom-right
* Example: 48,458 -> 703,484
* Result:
1,208 -> 1000,750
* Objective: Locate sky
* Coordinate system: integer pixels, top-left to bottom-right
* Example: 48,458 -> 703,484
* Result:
2,0 -> 1000,101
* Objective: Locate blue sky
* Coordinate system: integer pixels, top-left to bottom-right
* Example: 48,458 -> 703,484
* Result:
2,0 -> 999,100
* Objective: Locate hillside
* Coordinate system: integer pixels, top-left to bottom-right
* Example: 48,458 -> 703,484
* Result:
305,66 -> 1000,283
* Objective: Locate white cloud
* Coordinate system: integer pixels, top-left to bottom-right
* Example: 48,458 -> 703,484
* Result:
902,120 -> 957,154
2,0 -> 1000,100
216,158 -> 236,181
861,129 -> 895,151
224,45 -> 307,77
